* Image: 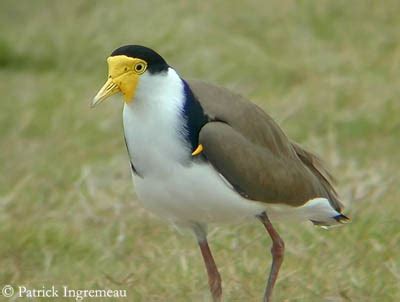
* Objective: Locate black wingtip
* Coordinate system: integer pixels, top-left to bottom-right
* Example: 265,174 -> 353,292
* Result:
333,213 -> 351,224
310,213 -> 351,228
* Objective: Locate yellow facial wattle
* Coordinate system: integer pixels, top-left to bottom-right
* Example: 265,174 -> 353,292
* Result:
92,55 -> 147,107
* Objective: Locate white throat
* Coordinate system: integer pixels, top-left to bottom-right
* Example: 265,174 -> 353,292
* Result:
122,68 -> 190,177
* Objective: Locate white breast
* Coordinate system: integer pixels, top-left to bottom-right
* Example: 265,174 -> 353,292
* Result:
123,69 -> 189,177
122,68 -> 267,226
122,68 -> 343,227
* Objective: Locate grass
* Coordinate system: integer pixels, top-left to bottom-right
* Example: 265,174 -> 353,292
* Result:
0,1 -> 399,301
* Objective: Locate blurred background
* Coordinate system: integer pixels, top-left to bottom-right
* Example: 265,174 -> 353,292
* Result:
0,1 -> 399,301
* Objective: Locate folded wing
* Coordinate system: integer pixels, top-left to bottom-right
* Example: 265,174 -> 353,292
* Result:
189,80 -> 342,210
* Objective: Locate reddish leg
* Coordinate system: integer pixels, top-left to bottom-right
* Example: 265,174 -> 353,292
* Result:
198,239 -> 222,302
258,212 -> 285,302
193,224 -> 222,302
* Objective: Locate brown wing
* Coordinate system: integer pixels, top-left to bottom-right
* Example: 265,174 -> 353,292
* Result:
189,80 -> 343,210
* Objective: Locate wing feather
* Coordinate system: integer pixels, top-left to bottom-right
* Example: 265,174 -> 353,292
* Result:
190,80 -> 343,209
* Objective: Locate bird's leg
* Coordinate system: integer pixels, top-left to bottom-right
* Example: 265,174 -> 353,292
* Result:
198,239 -> 222,301
257,212 -> 285,302
193,224 -> 222,302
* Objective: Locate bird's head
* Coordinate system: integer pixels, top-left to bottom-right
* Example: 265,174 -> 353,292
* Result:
92,45 -> 169,107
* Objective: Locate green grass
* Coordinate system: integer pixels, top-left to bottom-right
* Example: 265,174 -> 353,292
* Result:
1,1 -> 399,301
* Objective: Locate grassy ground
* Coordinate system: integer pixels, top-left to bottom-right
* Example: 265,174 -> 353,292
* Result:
1,1 -> 399,301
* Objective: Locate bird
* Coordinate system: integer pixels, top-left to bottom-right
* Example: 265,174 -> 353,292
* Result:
91,45 -> 349,302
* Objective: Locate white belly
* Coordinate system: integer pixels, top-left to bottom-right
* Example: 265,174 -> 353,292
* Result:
121,73 -> 265,225
132,161 -> 267,225
121,70 -> 340,227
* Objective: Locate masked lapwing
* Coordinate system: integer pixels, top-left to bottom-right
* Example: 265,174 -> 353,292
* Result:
92,45 -> 349,302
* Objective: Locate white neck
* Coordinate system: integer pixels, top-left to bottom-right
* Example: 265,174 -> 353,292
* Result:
122,68 -> 190,176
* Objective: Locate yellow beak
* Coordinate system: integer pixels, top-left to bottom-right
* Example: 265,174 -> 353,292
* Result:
92,55 -> 146,107
91,78 -> 120,107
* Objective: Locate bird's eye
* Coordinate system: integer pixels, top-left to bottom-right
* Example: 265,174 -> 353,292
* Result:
134,62 -> 146,74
